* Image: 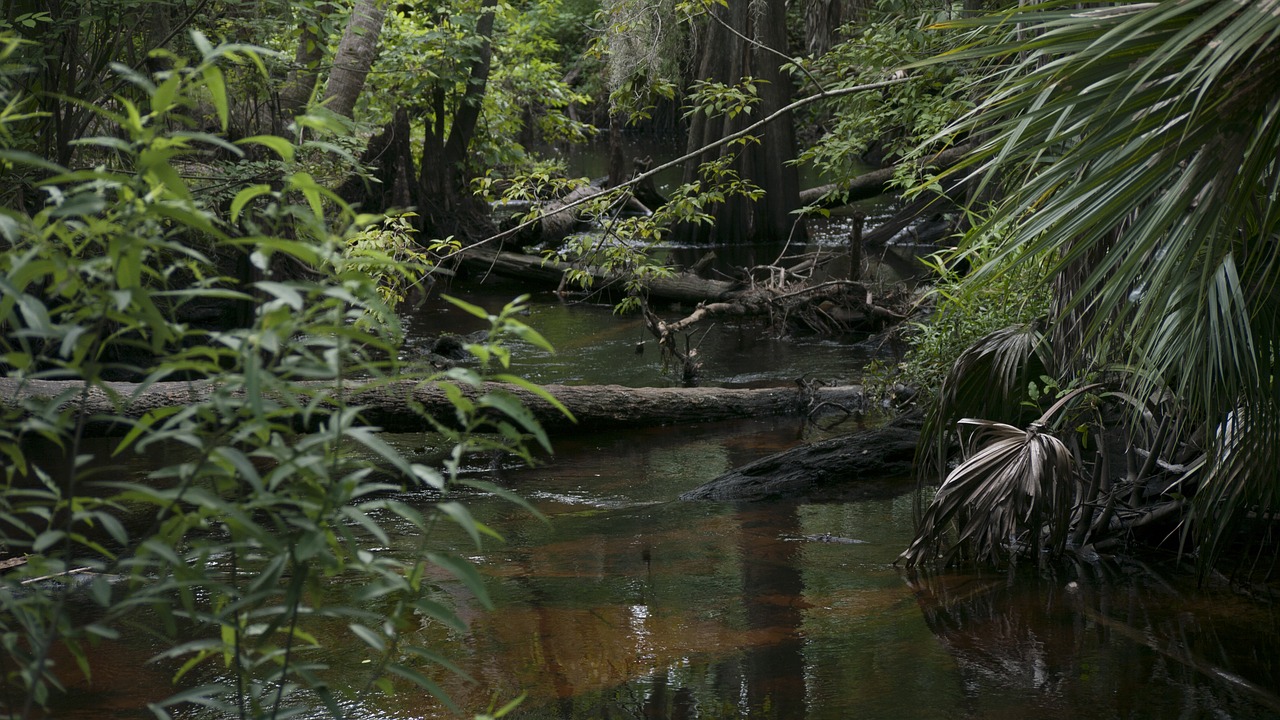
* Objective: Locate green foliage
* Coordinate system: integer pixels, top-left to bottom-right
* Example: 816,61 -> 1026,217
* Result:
905,0 -> 1280,569
797,5 -> 981,192
887,211 -> 1053,404
0,37 -> 556,719
369,0 -> 596,175
685,77 -> 761,120
344,212 -> 435,309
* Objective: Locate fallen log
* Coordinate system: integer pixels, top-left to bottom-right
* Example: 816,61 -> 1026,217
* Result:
680,416 -> 920,502
459,248 -> 741,304
798,145 -> 971,208
863,190 -> 961,248
0,378 -> 864,438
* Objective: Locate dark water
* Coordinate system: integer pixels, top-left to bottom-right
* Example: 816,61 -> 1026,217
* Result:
329,413 -> 1280,720
31,161 -> 1280,717
40,288 -> 1280,720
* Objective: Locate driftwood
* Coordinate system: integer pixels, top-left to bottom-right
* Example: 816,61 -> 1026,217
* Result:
681,416 -> 920,502
798,145 -> 972,208
506,158 -> 666,248
0,378 -> 864,438
523,182 -> 601,246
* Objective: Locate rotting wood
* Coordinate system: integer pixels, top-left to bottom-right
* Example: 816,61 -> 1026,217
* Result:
0,378 -> 865,438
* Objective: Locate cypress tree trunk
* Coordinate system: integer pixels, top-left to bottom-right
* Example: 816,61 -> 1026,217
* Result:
279,5 -> 339,119
417,0 -> 499,241
678,0 -> 806,247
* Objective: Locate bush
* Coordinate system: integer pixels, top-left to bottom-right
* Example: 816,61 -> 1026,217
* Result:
0,34 -> 550,719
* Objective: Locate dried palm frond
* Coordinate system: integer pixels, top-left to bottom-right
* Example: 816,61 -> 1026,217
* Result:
902,387 -> 1096,567
901,419 -> 1074,567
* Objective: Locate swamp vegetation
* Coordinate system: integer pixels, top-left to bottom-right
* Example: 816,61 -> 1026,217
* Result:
2,0 -> 1279,717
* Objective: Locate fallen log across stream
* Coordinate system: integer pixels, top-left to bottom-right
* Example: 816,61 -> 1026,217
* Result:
797,144 -> 971,208
0,378 -> 865,438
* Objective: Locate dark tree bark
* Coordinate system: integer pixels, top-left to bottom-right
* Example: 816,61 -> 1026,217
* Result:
343,0 -> 497,240
678,0 -> 806,247
681,420 -> 920,502
803,0 -> 873,57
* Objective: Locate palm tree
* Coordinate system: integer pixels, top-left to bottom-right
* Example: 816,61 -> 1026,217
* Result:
904,0 -> 1280,569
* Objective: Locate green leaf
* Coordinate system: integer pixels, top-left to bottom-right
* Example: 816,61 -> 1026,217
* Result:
230,184 -> 273,222
236,135 -> 296,162
441,295 -> 493,321
426,552 -> 491,609
385,663 -> 460,713
348,623 -> 386,652
201,66 -> 229,131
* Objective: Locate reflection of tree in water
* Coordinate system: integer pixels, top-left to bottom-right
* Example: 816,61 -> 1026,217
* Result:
908,564 -> 1280,719
732,503 -> 807,720
505,503 -> 810,720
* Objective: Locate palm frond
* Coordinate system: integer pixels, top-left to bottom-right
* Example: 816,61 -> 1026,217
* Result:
917,323 -> 1050,486
901,417 -> 1075,567
919,0 -> 1280,567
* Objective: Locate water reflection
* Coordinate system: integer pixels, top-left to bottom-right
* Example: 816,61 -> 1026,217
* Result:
733,504 -> 806,720
908,567 -> 1280,719
27,414 -> 1280,720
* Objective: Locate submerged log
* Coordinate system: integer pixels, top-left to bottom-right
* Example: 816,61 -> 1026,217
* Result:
0,378 -> 864,437
681,416 -> 920,502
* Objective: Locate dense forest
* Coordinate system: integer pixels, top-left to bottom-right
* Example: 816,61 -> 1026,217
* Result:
2,0 -> 1279,717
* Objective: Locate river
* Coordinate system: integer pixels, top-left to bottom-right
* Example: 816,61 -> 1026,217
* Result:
40,274 -> 1280,720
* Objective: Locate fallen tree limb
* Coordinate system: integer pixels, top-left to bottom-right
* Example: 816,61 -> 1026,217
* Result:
460,248 -> 741,304
680,415 -> 920,502
457,76 -> 913,253
798,144 -> 971,208
0,378 -> 865,437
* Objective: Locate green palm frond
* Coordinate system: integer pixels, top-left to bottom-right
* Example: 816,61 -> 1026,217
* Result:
922,0 -> 1280,567
918,323 -> 1050,485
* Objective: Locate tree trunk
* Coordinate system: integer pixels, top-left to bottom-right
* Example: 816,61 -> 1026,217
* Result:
416,0 -> 499,241
339,1 -> 497,240
279,5 -> 338,118
322,0 -> 386,119
678,0 -> 806,247
0,378 -> 865,438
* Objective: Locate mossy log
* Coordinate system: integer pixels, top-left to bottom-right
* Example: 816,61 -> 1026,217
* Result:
459,248 -> 741,304
0,378 -> 864,437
